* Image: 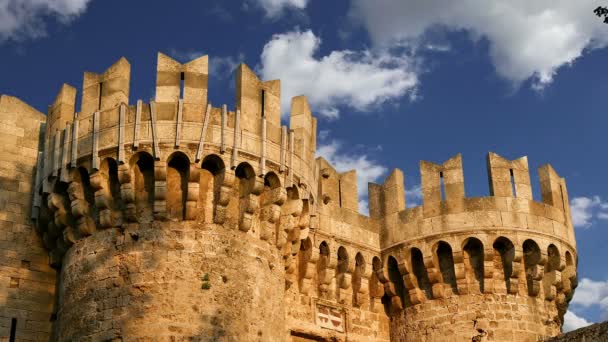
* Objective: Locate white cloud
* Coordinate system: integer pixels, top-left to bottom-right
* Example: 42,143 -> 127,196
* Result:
317,140 -> 387,215
406,183 -> 422,207
563,310 -> 592,332
259,29 -> 418,118
250,0 -> 308,18
570,278 -> 608,311
168,50 -> 244,79
570,196 -> 608,228
0,0 -> 92,42
566,277 -> 608,331
350,0 -> 608,89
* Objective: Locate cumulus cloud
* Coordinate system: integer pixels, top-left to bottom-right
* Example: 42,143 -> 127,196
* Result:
563,310 -> 592,332
316,140 -> 387,215
406,183 -> 423,207
250,0 -> 308,18
570,278 -> 608,312
562,277 -> 608,332
570,196 -> 608,228
260,29 -> 418,118
0,0 -> 92,42
350,0 -> 608,89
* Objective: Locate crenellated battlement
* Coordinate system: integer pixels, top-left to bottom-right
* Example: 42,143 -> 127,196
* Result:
368,152 -> 574,248
363,152 -> 577,341
1,52 -> 578,341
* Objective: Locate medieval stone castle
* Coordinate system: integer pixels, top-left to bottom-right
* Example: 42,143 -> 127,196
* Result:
0,53 -> 578,341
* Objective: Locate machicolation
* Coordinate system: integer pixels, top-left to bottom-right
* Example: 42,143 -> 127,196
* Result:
0,52 -> 577,341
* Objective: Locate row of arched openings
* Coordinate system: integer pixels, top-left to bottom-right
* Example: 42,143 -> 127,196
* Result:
45,151 -> 272,226
374,238 -> 575,312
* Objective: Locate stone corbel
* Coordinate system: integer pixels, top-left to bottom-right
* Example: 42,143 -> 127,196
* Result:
260,187 -> 286,242
335,247 -> 355,305
89,171 -> 116,228
375,263 -> 403,311
483,248 -> 495,294
425,254 -> 444,299
239,177 -> 264,232
299,244 -> 319,295
509,246 -> 523,295
185,165 -> 200,220
118,163 -> 136,222
153,161 -> 167,220
214,169 -> 235,224
527,252 -> 546,297
398,255 -> 424,305
67,181 -> 96,236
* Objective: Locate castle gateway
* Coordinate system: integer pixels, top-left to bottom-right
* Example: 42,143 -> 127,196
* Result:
0,53 -> 577,341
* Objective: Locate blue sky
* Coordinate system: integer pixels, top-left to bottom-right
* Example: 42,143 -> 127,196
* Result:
1,0 -> 607,331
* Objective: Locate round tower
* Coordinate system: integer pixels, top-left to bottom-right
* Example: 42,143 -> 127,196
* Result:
33,53 -> 318,341
370,153 -> 578,341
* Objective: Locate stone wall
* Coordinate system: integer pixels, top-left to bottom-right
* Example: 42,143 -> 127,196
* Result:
0,95 -> 56,341
547,321 -> 608,341
55,221 -> 285,341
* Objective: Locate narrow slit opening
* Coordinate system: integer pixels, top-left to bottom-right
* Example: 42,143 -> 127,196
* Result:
510,169 -> 517,197
179,72 -> 185,100
338,179 -> 342,207
97,82 -> 103,110
439,171 -> 446,201
261,89 -> 265,117
10,318 -> 17,342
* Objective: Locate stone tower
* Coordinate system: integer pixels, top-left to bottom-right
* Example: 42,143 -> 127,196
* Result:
0,53 -> 577,341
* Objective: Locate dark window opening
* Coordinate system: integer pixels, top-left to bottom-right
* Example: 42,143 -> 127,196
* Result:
10,318 -> 17,342
98,82 -> 103,110
510,169 -> 517,197
439,171 -> 446,201
338,179 -> 342,207
180,72 -> 185,99
261,89 -> 266,117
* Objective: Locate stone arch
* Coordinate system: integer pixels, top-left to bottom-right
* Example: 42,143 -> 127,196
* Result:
129,152 -> 155,221
523,239 -> 542,296
336,246 -> 352,304
462,237 -> 484,294
235,162 -> 256,197
493,236 -> 515,294
434,241 -> 458,295
199,154 -> 225,222
370,256 -> 384,312
298,238 -> 313,277
75,167 -> 96,210
166,152 -> 190,220
544,244 -> 561,300
353,252 -> 366,307
100,158 -> 122,211
264,171 -> 281,189
564,251 -> 577,301
337,246 -> 349,275
411,248 -> 432,300
317,241 -> 332,297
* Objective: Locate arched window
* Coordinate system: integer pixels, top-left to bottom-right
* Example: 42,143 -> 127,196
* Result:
353,253 -> 366,307
411,248 -> 432,299
544,244 -> 561,299
436,241 -> 458,295
167,152 -> 190,220
463,238 -> 484,293
388,256 -> 407,309
523,239 -> 541,296
493,237 -> 515,294
199,154 -> 225,222
130,152 -> 154,221
100,158 -> 122,211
